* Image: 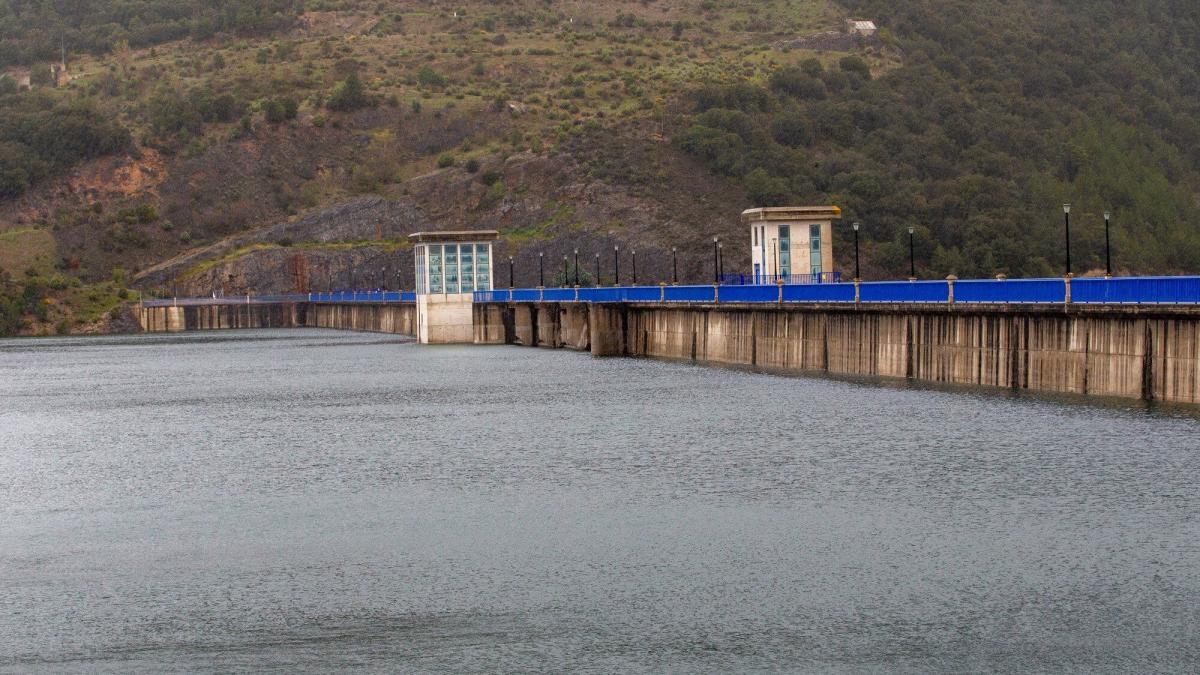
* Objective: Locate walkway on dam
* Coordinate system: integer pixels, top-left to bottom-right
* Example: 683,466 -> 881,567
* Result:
142,276 -> 1200,308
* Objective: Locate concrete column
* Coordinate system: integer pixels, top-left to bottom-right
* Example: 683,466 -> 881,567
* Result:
589,304 -> 627,356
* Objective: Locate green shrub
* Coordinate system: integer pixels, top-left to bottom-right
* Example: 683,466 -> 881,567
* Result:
437,154 -> 456,168
417,65 -> 447,88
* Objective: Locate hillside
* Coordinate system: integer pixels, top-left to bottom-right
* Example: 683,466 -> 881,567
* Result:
1,0 -> 1198,335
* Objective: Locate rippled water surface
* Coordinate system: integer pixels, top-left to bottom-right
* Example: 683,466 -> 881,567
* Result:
1,328 -> 1198,673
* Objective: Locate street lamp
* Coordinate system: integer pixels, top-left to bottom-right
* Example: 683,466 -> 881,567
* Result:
712,236 -> 719,283
852,222 -> 861,281
594,252 -> 600,286
632,250 -> 637,285
1103,210 -> 1112,278
613,244 -> 620,286
1063,203 -> 1072,277
538,251 -> 544,287
907,226 -> 915,280
508,255 -> 514,289
672,247 -> 678,285
573,248 -> 579,286
561,255 -> 568,287
718,242 -> 723,282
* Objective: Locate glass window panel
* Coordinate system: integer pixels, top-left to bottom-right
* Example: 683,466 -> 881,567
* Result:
445,244 -> 459,293
779,225 -> 791,276
415,245 -> 426,294
475,244 -> 490,291
429,244 -> 443,293
810,224 -> 822,275
459,244 -> 474,292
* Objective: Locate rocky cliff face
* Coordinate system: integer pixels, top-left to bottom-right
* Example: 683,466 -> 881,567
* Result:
134,133 -> 752,296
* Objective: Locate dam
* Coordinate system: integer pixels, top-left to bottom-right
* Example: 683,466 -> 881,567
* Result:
138,276 -> 1200,405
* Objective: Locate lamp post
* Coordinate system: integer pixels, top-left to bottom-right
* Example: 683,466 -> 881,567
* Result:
852,222 -> 861,281
508,255 -> 514,289
632,250 -> 637,286
712,236 -> 719,284
594,252 -> 600,286
613,245 -> 620,286
672,247 -> 678,285
907,226 -> 915,280
1063,203 -> 1072,277
538,251 -> 544,287
718,242 -> 723,282
561,255 -> 568,287
772,238 -> 779,281
1103,210 -> 1112,278
574,248 -> 579,286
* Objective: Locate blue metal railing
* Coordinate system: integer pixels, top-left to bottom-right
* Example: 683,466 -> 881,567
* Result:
859,280 -> 950,303
719,285 -> 779,303
307,291 -> 416,303
665,285 -> 717,303
143,276 -> 1200,309
1072,276 -> 1200,304
475,276 -> 1200,306
720,272 -> 841,285
954,278 -> 1065,304
783,283 -> 857,303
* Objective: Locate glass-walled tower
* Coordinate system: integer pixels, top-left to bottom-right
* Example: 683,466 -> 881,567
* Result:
410,230 -> 499,344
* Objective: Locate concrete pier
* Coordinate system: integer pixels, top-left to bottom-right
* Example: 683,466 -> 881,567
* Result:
478,302 -> 1200,405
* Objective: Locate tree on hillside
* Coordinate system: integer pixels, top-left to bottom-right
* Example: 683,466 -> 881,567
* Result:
327,72 -> 372,111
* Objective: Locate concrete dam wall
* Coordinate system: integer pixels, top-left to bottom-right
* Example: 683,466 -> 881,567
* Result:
140,299 -> 1200,404
306,303 -> 415,335
139,302 -> 415,336
475,302 -> 1200,405
139,303 -> 304,332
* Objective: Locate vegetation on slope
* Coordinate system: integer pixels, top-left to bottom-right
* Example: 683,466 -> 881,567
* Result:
0,0 -> 300,67
674,0 -> 1200,277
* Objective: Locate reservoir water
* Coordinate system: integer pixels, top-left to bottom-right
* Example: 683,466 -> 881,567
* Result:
1,328 -> 1198,672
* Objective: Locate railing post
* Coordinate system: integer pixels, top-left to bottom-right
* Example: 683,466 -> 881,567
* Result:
946,275 -> 956,305
1064,273 -> 1073,304
659,282 -> 665,302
